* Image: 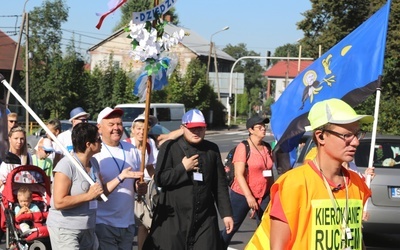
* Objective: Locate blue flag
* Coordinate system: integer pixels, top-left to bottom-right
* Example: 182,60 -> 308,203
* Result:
271,1 -> 391,173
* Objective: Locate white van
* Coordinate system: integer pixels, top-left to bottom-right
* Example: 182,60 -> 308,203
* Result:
115,103 -> 185,131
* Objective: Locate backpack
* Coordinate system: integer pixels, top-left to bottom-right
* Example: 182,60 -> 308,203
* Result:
224,140 -> 271,187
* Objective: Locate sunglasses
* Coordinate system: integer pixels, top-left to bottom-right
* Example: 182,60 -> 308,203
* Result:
8,120 -> 18,123
76,119 -> 88,123
44,150 -> 52,155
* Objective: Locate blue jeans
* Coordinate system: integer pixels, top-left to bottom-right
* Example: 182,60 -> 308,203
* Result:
220,189 -> 270,249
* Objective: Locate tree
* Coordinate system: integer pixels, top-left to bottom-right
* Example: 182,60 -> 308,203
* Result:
297,0 -> 370,59
26,0 -> 69,118
223,43 -> 267,116
114,1 -> 179,31
159,59 -> 226,126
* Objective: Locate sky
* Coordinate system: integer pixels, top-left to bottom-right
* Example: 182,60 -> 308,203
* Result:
1,0 -> 311,59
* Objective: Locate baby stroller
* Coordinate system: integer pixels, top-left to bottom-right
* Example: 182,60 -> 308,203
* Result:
0,165 -> 51,250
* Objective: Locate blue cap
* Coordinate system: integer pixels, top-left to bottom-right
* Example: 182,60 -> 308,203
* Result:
69,107 -> 89,122
0,108 -> 11,118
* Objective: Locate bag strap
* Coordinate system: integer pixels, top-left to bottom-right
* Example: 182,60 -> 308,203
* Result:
241,140 -> 251,169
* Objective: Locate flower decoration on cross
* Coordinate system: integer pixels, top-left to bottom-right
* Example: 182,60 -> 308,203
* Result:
126,11 -> 185,101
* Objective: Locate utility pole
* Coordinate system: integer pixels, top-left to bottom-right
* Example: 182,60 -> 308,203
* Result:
25,12 -> 29,132
227,56 -> 314,128
213,44 -> 221,101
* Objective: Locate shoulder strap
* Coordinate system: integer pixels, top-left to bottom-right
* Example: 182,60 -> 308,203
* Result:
146,142 -> 151,155
241,140 -> 251,168
261,140 -> 272,152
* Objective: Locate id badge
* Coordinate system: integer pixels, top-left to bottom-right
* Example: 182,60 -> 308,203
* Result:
345,227 -> 352,240
89,200 -> 98,209
193,172 -> 203,181
263,170 -> 272,177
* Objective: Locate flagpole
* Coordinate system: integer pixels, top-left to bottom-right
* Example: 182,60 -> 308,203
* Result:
366,85 -> 381,188
139,0 -> 159,183
0,74 -> 107,201
364,77 -> 382,214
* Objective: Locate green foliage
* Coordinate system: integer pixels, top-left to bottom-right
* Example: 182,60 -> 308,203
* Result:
273,43 -> 303,63
159,59 -> 226,126
223,43 -> 267,115
297,0 -> 370,59
26,0 -> 69,119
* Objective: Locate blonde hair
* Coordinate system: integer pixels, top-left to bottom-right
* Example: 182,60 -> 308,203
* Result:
8,126 -> 28,165
130,120 -> 146,138
17,186 -> 32,200
8,112 -> 17,119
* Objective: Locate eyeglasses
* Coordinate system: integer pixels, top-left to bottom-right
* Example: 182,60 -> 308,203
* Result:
8,120 -> 18,123
253,125 -> 267,130
44,151 -> 52,155
323,129 -> 366,142
76,119 -> 88,123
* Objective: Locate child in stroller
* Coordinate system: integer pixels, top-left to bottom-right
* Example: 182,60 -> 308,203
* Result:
0,165 -> 51,250
15,187 -> 40,234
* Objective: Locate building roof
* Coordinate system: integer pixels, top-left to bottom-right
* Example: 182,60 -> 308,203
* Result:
87,23 -> 236,62
264,60 -> 314,78
0,30 -> 24,71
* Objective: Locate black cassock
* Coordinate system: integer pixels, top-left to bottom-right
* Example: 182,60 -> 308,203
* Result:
143,136 -> 232,250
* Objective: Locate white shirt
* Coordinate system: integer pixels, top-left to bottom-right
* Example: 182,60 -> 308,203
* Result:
93,141 -> 140,227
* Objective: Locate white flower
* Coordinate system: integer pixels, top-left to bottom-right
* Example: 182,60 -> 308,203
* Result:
128,21 -> 185,62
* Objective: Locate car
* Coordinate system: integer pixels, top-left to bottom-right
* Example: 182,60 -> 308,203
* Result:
354,134 -> 400,233
26,120 -> 72,151
121,121 -> 171,142
115,103 -> 185,131
296,133 -> 400,233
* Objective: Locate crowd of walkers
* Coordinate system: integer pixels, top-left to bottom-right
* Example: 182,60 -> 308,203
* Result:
0,98 -> 374,250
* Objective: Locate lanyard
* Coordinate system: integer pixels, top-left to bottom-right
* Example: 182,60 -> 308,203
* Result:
249,138 -> 268,169
103,142 -> 125,174
314,159 -> 351,247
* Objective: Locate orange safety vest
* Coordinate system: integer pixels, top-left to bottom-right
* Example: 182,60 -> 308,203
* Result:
246,162 -> 371,250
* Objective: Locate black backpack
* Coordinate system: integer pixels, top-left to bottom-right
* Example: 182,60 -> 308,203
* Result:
224,140 -> 271,187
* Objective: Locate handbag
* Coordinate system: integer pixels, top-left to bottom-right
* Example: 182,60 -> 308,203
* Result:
134,178 -> 159,229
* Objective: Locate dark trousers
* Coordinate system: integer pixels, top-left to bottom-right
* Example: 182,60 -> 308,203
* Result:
220,189 -> 270,249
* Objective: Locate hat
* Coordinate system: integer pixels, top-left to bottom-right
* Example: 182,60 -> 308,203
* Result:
133,113 -> 158,127
69,107 -> 89,122
306,98 -> 373,131
42,138 -> 54,152
182,109 -> 206,128
97,107 -> 124,124
246,116 -> 270,129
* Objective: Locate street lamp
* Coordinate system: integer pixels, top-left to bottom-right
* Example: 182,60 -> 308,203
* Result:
206,26 -> 229,85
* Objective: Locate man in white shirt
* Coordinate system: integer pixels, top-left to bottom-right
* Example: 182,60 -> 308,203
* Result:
57,107 -> 89,153
94,107 -> 144,250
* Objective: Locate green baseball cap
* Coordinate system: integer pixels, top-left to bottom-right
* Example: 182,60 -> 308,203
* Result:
305,98 -> 373,131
